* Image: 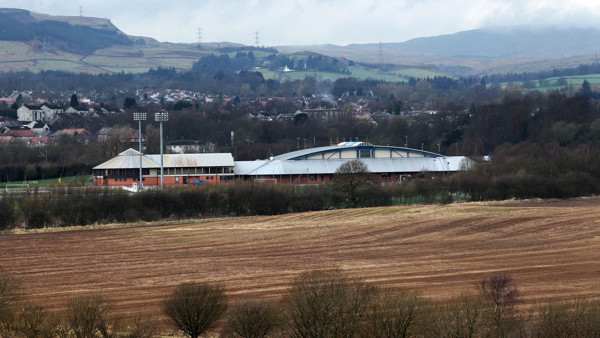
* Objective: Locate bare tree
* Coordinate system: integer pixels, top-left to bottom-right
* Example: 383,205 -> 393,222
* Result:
223,300 -> 279,338
367,291 -> 423,338
423,295 -> 488,338
66,295 -> 117,338
282,269 -> 377,338
479,274 -> 520,337
162,282 -> 227,338
123,314 -> 157,338
0,274 -> 20,335
334,159 -> 371,208
13,303 -> 53,338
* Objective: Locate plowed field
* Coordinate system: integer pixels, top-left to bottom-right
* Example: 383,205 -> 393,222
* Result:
2,198 -> 600,328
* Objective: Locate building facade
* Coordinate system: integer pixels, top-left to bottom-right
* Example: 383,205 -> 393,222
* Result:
93,143 -> 470,188
92,149 -> 235,187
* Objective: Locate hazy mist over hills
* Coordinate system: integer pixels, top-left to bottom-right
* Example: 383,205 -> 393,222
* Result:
1,8 -> 600,75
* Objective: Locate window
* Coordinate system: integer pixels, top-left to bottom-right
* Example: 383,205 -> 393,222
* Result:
359,149 -> 371,158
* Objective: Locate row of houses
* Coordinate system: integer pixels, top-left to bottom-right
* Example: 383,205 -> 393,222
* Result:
16,104 -> 115,122
92,142 -> 470,188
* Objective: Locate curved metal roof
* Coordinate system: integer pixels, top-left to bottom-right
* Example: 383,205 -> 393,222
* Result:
272,143 -> 443,161
235,156 -> 470,176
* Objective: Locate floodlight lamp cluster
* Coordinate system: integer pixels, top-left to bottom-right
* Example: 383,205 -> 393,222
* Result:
132,112 -> 147,121
155,111 -> 169,122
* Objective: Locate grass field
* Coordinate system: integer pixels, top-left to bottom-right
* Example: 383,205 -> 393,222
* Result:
1,198 -> 600,331
0,174 -> 92,189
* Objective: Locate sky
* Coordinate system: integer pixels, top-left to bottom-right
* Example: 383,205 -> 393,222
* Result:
4,0 -> 600,46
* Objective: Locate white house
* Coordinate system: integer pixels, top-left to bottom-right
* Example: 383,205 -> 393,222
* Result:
17,104 -> 63,122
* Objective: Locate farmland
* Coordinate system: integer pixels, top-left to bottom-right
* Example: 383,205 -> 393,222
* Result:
1,198 -> 600,329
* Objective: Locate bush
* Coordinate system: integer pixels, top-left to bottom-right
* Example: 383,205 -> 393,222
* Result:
281,269 -> 377,338
0,198 -> 16,230
13,303 -> 54,338
423,295 -> 489,338
66,295 -> 117,338
162,282 -> 227,338
0,274 -> 19,334
223,300 -> 279,338
366,291 -> 424,338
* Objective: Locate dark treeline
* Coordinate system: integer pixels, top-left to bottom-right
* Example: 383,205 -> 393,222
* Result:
485,62 -> 600,84
190,52 -> 350,77
0,179 -> 450,229
2,270 -> 600,337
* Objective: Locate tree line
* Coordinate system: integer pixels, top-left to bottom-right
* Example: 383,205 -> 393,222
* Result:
1,270 -> 600,337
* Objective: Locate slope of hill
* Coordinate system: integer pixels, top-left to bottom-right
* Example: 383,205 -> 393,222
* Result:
0,8 -> 134,55
1,198 -> 599,327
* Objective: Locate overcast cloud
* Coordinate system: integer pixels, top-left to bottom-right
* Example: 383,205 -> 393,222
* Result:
4,0 -> 600,46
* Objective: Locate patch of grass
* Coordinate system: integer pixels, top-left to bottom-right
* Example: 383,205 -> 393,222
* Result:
0,175 -> 92,189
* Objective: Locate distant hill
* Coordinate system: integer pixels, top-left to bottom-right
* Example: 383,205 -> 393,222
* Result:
277,26 -> 600,75
382,26 -> 600,58
0,8 -> 134,54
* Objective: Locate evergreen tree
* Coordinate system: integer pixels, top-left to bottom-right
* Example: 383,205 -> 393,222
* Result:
70,94 -> 79,107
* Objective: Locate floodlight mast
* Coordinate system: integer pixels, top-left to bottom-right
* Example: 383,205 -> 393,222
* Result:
155,111 -> 169,188
133,112 -> 147,190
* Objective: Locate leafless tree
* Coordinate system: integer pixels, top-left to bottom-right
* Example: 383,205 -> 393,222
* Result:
367,291 -> 424,338
223,300 -> 279,338
423,294 -> 488,338
282,269 -> 377,338
13,303 -> 53,338
66,295 -> 117,338
479,274 -> 520,337
162,282 -> 227,338
0,274 -> 20,335
123,314 -> 157,338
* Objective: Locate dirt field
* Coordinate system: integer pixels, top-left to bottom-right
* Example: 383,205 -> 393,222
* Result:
1,198 -> 600,329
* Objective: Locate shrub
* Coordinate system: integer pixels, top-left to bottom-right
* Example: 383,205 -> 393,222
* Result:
0,274 -> 19,334
0,198 -> 16,230
162,282 -> 227,338
422,295 -> 489,338
366,291 -> 424,338
66,295 -> 117,338
13,303 -> 54,338
281,269 -> 377,338
223,300 -> 279,338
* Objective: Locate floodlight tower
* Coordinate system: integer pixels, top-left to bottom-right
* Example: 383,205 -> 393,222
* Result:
155,111 -> 169,188
133,111 -> 147,190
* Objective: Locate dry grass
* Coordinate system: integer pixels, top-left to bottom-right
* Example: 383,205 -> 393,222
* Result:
2,198 -> 600,330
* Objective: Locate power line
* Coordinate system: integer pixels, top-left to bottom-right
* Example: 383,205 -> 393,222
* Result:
79,6 -> 82,17
255,31 -> 260,47
197,26 -> 202,44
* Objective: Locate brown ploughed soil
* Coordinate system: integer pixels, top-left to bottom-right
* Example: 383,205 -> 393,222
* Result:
1,198 -> 600,330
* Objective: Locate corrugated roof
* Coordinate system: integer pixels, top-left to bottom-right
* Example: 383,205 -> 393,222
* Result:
93,148 -> 234,170
235,156 -> 471,176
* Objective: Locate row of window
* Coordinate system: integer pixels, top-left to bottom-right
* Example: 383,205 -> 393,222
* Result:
164,167 -> 233,175
100,167 -> 234,176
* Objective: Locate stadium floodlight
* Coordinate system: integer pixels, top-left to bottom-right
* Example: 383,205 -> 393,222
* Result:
155,111 -> 169,188
132,112 -> 147,190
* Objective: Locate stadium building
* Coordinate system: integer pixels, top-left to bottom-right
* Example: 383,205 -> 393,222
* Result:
92,148 -> 235,187
92,143 -> 470,187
